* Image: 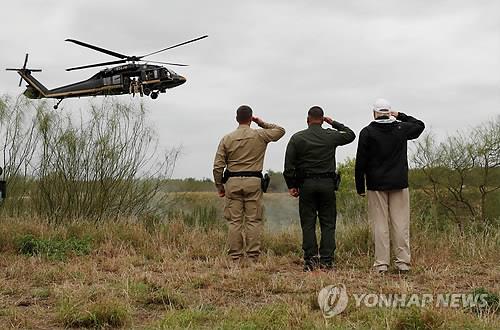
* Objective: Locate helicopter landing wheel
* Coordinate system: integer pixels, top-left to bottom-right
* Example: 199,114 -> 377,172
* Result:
143,87 -> 151,96
150,92 -> 158,100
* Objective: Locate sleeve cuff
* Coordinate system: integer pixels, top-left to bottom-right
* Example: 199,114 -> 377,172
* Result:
396,112 -> 407,121
329,121 -> 338,129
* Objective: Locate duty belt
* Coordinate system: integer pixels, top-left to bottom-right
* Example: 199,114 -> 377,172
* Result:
222,170 -> 262,184
302,172 -> 336,179
300,171 -> 341,191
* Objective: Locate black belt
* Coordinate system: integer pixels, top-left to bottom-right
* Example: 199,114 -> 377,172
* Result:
222,170 -> 262,184
302,172 -> 336,179
226,171 -> 263,178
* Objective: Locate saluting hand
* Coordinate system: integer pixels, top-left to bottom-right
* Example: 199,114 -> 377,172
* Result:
323,116 -> 334,125
252,116 -> 264,127
390,111 -> 399,118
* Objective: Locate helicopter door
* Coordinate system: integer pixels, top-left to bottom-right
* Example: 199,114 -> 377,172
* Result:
112,75 -> 121,85
145,70 -> 159,81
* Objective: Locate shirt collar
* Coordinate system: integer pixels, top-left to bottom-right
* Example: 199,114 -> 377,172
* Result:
374,118 -> 397,124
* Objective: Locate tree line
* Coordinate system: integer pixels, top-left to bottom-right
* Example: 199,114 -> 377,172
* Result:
0,95 -> 498,229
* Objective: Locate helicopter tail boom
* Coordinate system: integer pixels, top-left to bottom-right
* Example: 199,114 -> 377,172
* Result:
6,54 -> 48,98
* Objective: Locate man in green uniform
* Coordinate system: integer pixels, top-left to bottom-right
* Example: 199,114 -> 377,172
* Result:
284,106 -> 355,271
213,105 -> 285,262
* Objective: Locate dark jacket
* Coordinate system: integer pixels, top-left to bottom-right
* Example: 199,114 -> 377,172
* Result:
284,121 -> 355,188
355,113 -> 425,194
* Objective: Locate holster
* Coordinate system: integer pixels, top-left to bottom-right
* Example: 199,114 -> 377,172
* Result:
261,173 -> 270,193
0,180 -> 6,199
334,172 -> 341,191
222,170 -> 230,184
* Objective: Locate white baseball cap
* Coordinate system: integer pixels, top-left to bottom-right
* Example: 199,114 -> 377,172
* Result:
373,98 -> 391,112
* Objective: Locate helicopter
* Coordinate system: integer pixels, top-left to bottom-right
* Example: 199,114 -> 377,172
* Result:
6,35 -> 208,109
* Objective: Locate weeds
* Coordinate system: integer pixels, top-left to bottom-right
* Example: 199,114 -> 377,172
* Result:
58,296 -> 130,328
262,228 -> 302,256
393,308 -> 444,330
128,279 -> 186,308
156,304 -> 291,329
0,202 -> 497,329
17,234 -> 92,260
469,288 -> 500,315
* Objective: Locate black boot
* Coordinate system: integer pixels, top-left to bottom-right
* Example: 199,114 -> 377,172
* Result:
303,256 -> 320,272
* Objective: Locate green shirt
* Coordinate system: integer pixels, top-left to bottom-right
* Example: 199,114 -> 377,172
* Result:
284,121 -> 355,188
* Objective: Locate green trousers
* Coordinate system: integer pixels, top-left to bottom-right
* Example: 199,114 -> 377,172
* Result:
299,178 -> 337,264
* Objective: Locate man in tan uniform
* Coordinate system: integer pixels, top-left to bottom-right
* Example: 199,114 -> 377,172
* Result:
213,105 -> 285,261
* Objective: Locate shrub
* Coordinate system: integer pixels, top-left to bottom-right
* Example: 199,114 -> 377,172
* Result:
469,288 -> 499,315
393,308 -> 444,330
34,100 -> 179,222
411,116 -> 500,228
17,234 -> 92,260
58,297 -> 130,328
0,95 -> 179,223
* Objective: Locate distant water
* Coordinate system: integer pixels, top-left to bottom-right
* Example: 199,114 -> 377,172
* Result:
263,193 -> 300,232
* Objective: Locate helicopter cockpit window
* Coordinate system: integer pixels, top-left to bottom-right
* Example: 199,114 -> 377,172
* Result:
161,69 -> 173,79
112,75 -> 121,84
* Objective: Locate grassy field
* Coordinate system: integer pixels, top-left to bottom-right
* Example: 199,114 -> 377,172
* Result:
0,193 -> 498,329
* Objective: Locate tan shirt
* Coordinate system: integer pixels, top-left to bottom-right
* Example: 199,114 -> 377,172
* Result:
213,122 -> 285,187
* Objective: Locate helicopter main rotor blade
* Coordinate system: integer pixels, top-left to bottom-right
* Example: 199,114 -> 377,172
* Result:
141,35 -> 208,58
66,59 -> 127,71
65,39 -> 128,59
144,60 -> 189,67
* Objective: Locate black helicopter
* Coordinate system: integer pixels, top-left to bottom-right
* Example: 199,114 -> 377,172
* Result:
6,35 -> 208,109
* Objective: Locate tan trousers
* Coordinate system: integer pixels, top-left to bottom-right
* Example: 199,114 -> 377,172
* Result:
224,177 -> 263,259
367,189 -> 410,270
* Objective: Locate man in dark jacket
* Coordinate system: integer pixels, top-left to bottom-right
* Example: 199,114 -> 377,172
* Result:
355,98 -> 425,274
284,106 -> 355,271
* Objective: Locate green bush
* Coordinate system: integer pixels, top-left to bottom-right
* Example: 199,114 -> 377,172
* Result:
0,96 -> 179,223
17,234 -> 92,260
58,297 -> 130,328
469,288 -> 499,315
411,117 -> 500,228
393,308 -> 444,330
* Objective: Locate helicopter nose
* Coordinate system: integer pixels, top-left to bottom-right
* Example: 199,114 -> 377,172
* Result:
177,75 -> 186,85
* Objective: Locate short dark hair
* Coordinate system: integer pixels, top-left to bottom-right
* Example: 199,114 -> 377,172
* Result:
236,105 -> 252,122
308,106 -> 324,119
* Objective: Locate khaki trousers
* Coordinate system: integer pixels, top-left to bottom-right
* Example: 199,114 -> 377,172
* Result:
367,188 -> 410,270
224,177 -> 263,259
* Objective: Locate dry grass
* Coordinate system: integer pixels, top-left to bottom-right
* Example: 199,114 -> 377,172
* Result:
0,198 -> 498,329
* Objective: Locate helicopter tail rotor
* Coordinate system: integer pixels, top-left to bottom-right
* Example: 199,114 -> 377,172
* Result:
5,53 -> 42,87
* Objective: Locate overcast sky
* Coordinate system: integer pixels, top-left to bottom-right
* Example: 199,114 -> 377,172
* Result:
1,1 -> 498,178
